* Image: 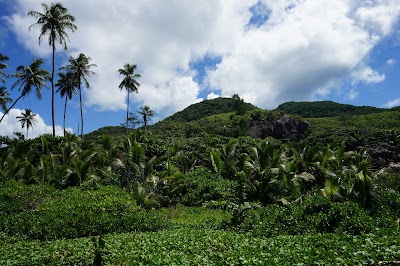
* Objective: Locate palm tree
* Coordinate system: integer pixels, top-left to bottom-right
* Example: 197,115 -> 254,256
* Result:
138,105 -> 154,132
0,59 -> 50,123
28,2 -> 77,137
0,54 -> 9,84
16,109 -> 38,139
55,72 -> 78,136
61,53 -> 96,139
118,64 -> 141,137
0,87 -> 13,112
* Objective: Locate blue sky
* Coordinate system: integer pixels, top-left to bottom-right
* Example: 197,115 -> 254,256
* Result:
0,0 -> 400,138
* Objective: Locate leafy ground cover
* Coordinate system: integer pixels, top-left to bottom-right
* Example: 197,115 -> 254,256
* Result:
1,229 -> 399,265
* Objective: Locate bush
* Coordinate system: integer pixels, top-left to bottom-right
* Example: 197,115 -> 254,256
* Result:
167,168 -> 235,206
0,184 -> 169,240
229,195 -> 375,236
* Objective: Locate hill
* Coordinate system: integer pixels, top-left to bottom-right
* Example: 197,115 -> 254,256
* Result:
275,101 -> 390,118
165,97 -> 257,122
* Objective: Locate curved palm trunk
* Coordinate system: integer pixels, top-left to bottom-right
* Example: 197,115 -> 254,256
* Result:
26,127 -> 29,139
79,78 -> 84,139
126,90 -> 130,137
63,97 -> 68,137
51,41 -> 56,137
0,94 -> 24,123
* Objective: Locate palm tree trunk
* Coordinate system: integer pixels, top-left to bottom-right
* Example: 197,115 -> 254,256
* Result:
0,94 -> 24,123
126,90 -> 130,137
51,41 -> 55,137
79,78 -> 84,139
26,127 -> 28,139
144,114 -> 147,133
63,97 -> 67,137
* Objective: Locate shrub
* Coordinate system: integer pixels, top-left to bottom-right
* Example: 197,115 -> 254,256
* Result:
229,195 -> 375,236
167,168 -> 235,206
0,184 -> 169,240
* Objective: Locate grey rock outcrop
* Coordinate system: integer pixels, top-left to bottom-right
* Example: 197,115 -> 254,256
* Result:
248,115 -> 308,140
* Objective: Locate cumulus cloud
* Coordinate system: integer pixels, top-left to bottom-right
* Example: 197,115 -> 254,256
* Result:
384,98 -> 400,108
0,109 -> 71,138
207,0 -> 398,108
351,66 -> 385,84
4,0 -> 400,116
386,58 -> 397,65
207,92 -> 221,100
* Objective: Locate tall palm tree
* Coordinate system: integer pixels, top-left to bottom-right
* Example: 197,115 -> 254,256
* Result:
0,87 -> 13,112
0,54 -> 9,84
61,53 -> 96,139
0,59 -> 50,123
138,105 -> 154,133
28,2 -> 77,137
118,63 -> 141,137
16,109 -> 38,139
56,71 -> 78,136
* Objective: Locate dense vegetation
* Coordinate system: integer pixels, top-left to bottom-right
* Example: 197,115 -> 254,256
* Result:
165,97 -> 257,122
1,2 -> 399,265
275,100 -> 393,118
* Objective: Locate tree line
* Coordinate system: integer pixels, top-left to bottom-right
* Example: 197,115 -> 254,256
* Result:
0,2 -> 154,139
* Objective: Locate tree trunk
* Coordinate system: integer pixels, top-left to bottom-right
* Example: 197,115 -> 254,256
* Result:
79,77 -> 84,139
0,94 -> 24,123
51,41 -> 56,137
63,97 -> 67,137
126,90 -> 130,137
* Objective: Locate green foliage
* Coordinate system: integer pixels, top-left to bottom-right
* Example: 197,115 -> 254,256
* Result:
0,183 -> 169,240
229,196 -> 378,236
166,97 -> 257,122
1,229 -> 399,265
276,100 -> 391,118
166,168 -> 236,206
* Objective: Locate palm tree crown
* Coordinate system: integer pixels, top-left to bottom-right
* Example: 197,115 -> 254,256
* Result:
0,54 -> 9,84
138,105 -> 154,132
62,53 -> 96,138
0,58 -> 50,123
28,2 -> 77,137
16,109 -> 38,139
118,63 -> 141,136
0,87 -> 13,113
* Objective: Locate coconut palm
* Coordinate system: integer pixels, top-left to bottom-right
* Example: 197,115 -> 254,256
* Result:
138,105 -> 154,133
0,87 -> 13,112
16,109 -> 38,139
118,64 -> 141,137
0,59 -> 50,123
28,2 -> 77,137
61,53 -> 96,139
0,54 -> 9,84
56,71 -> 78,136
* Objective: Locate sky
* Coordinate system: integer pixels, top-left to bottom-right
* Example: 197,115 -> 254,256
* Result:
0,0 -> 400,138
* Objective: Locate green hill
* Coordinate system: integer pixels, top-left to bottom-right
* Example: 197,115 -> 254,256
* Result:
275,101 -> 390,118
165,97 -> 257,122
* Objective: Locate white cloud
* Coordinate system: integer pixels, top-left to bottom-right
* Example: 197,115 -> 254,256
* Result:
386,58 -> 397,65
347,89 -> 359,100
5,0 -> 400,116
351,66 -> 385,84
0,109 -> 71,138
207,92 -> 220,100
384,98 -> 400,108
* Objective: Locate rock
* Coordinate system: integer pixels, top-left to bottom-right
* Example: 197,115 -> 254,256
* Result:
388,162 -> 400,172
248,115 -> 308,140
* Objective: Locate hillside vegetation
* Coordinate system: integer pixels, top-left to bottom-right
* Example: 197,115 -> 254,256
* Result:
165,97 -> 257,122
275,100 -> 392,118
1,98 -> 400,265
